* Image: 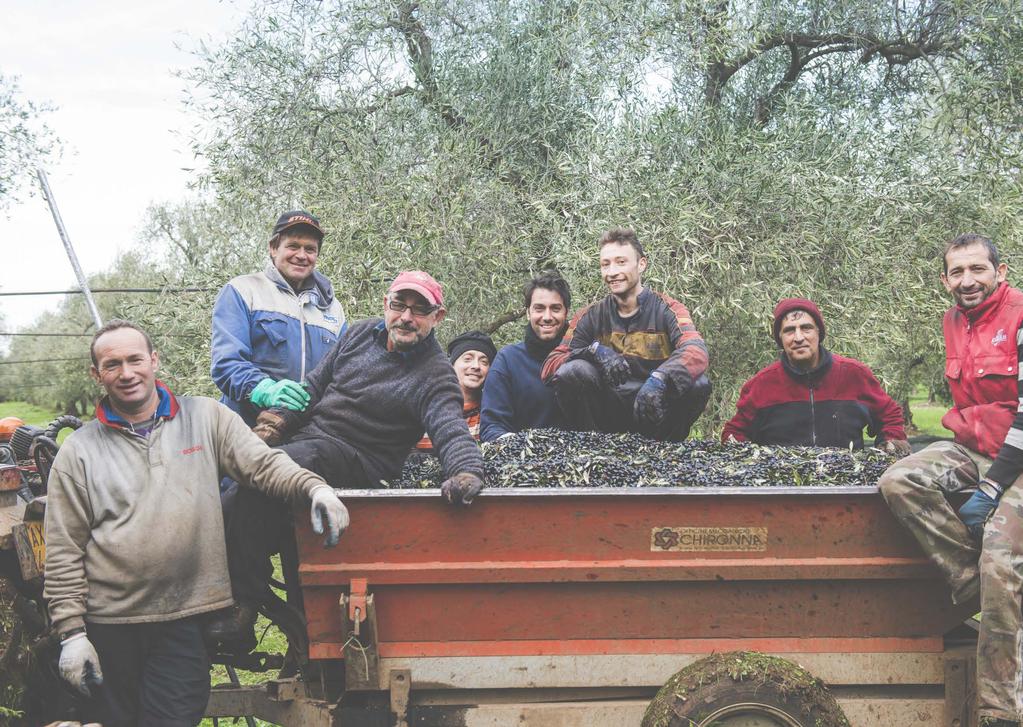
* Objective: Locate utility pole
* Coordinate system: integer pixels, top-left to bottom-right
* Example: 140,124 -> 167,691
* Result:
36,168 -> 103,330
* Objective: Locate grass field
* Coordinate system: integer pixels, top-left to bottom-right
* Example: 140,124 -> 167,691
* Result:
0,401 -> 62,427
906,391 -> 952,439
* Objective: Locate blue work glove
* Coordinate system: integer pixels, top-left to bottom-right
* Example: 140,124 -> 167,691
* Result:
310,485 -> 350,547
584,341 -> 631,387
250,378 -> 310,411
634,373 -> 669,427
959,479 -> 1003,543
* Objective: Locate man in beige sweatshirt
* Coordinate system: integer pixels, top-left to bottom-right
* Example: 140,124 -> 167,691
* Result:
44,320 -> 348,727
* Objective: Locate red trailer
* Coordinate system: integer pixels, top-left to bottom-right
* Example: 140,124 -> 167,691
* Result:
206,484 -> 980,726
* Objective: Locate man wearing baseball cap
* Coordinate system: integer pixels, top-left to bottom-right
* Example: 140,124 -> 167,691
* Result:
207,270 -> 485,646
210,210 -> 347,429
722,297 -> 909,454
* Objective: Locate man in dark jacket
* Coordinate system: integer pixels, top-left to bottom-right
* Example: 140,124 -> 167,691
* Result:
541,228 -> 710,440
208,271 -> 485,645
722,297 -> 909,453
481,273 -> 570,440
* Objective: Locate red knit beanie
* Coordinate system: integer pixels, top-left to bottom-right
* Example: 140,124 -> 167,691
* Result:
772,298 -> 825,346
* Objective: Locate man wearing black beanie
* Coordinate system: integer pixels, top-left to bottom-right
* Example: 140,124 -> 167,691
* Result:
415,330 -> 497,451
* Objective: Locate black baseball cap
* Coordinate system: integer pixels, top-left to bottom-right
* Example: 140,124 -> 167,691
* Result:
272,210 -> 324,239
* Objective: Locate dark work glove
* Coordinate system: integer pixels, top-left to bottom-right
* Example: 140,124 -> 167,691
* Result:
441,472 -> 484,506
880,439 -> 912,458
634,373 -> 669,427
252,410 -> 288,446
583,341 -> 630,387
959,479 -> 1003,543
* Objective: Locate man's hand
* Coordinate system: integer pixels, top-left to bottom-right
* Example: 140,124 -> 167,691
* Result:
310,486 -> 350,547
250,378 -> 310,411
634,373 -> 669,427
583,342 -> 631,387
880,439 -> 912,458
58,633 -> 103,697
252,410 -> 288,446
441,472 -> 484,506
959,479 -> 1004,542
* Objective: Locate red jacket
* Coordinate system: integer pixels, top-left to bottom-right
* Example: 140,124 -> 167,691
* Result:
942,282 -> 1023,459
721,350 -> 905,449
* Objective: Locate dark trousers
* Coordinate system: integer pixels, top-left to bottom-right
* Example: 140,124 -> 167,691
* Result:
82,617 -> 210,727
225,436 -> 369,605
553,359 -> 711,440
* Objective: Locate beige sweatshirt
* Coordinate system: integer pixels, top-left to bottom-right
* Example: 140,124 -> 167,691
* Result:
44,394 -> 326,634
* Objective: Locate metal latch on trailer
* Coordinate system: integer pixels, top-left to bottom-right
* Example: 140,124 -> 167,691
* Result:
340,577 -> 379,690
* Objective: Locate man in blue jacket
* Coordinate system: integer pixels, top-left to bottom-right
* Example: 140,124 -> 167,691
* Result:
480,272 -> 570,440
211,210 -> 347,427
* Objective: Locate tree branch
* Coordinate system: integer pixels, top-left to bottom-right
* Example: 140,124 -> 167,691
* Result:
705,28 -> 958,114
481,307 -> 526,334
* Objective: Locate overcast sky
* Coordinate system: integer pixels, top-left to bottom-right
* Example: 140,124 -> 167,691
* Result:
0,0 -> 250,331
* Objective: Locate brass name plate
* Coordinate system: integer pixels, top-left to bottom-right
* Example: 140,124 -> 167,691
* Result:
651,526 -> 768,552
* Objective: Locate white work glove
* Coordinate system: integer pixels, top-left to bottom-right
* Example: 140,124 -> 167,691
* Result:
310,485 -> 350,547
58,633 -> 103,696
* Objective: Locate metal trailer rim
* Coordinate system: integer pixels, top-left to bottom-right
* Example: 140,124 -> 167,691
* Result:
335,485 -> 881,497
697,701 -> 804,726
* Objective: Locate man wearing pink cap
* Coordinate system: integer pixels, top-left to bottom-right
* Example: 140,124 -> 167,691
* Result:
208,270 -> 485,646
722,297 -> 909,454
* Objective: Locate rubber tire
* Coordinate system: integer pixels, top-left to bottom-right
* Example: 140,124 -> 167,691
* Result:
643,651 -> 849,727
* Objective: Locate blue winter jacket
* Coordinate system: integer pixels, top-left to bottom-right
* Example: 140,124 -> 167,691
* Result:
480,334 -> 563,441
211,263 -> 346,426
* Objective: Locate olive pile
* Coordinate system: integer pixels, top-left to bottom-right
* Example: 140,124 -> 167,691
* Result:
392,429 -> 896,489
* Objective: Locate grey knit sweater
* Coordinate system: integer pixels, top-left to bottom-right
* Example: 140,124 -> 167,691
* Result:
294,318 -> 483,484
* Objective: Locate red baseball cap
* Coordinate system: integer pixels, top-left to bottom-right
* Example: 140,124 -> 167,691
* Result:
388,271 -> 444,306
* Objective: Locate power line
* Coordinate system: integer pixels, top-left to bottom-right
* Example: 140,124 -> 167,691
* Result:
0,357 -> 90,365
0,287 -> 214,297
0,333 -> 95,337
0,332 -> 199,337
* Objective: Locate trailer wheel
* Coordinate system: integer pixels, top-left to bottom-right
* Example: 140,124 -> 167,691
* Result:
642,651 -> 849,727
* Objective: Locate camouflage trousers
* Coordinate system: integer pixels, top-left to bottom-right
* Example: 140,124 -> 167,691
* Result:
879,440 -> 1023,722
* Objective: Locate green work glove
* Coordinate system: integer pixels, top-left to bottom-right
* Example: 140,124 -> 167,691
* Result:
250,378 -> 310,412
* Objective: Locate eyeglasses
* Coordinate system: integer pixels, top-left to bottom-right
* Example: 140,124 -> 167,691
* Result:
387,298 -> 440,317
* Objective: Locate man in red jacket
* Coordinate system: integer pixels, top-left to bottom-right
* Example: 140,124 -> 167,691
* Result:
880,233 -> 1023,727
722,298 -> 909,453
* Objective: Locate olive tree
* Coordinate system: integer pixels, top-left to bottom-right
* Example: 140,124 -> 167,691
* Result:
155,0 -> 1023,431
0,74 -> 59,209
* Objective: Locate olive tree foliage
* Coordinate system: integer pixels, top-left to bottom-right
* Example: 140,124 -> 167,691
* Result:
0,74 -> 59,210
171,0 -> 1023,431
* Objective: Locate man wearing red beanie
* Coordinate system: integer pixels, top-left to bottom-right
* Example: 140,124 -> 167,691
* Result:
722,297 -> 909,454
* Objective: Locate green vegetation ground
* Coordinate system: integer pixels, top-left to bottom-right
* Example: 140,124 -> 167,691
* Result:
0,402 -> 61,427
907,389 -> 952,439
0,401 -> 83,444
